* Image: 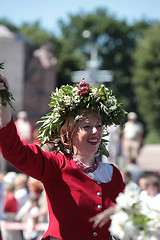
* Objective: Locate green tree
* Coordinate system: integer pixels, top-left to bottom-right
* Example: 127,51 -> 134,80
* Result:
132,23 -> 160,143
0,18 -> 19,32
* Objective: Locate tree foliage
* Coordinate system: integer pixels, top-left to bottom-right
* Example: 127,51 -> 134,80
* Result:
132,23 -> 160,142
19,21 -> 53,47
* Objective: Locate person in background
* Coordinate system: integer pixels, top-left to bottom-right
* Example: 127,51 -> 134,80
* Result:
3,171 -> 17,186
14,173 -> 29,211
23,193 -> 40,240
122,112 -> 144,165
15,111 -> 34,144
16,177 -> 45,221
140,175 -> 160,214
126,158 -> 145,185
138,175 -> 148,209
121,169 -> 140,193
3,172 -> 17,217
36,190 -> 48,240
0,77 -> 126,240
139,176 -> 147,191
3,182 -> 18,214
2,180 -> 23,240
27,177 -> 46,223
106,125 -> 121,166
16,177 -> 48,240
0,153 -> 7,175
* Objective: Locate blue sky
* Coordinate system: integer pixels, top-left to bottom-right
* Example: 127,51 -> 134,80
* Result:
1,0 -> 160,34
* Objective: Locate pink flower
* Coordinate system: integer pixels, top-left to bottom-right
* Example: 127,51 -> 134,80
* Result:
77,78 -> 90,96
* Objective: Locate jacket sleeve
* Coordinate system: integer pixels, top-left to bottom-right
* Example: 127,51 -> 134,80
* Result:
0,117 -> 58,181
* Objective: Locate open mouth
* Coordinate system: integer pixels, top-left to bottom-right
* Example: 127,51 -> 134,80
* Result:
88,138 -> 99,145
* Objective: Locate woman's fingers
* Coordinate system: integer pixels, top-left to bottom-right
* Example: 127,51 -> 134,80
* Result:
0,81 -> 6,90
89,207 -> 115,229
89,214 -> 107,229
0,75 -> 9,89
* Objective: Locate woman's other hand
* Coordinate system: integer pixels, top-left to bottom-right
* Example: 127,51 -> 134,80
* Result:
89,206 -> 115,229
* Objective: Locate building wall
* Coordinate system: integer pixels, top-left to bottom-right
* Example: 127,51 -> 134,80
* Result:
0,37 -> 25,113
0,25 -> 57,125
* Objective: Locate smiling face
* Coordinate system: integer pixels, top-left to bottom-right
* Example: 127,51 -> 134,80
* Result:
72,114 -> 103,160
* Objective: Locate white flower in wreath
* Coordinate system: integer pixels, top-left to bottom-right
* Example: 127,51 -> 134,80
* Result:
64,95 -> 72,105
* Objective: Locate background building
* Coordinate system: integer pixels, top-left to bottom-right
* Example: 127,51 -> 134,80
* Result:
0,24 -> 57,124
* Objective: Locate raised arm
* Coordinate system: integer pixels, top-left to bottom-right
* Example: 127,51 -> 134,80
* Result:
0,75 -> 45,180
0,75 -> 12,128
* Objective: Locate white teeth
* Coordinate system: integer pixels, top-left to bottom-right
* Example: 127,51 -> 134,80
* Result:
88,139 -> 98,143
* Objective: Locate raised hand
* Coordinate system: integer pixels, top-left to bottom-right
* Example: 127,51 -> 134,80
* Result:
0,74 -> 13,127
0,74 -> 15,110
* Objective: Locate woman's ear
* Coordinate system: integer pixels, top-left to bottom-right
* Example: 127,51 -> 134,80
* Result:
60,131 -> 70,147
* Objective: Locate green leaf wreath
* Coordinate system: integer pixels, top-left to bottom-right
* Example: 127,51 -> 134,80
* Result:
37,79 -> 127,157
0,62 -> 15,110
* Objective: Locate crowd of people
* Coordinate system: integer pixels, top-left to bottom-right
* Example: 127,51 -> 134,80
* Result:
0,76 -> 160,240
0,171 -> 48,240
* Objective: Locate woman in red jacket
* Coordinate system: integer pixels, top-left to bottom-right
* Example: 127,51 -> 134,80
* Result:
0,76 -> 126,240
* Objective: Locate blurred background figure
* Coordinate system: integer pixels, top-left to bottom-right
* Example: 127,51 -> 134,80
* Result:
121,169 -> 140,193
0,153 -> 7,175
2,183 -> 18,240
15,111 -> 34,144
3,172 -> 17,186
26,177 -> 48,240
23,193 -> 39,240
140,175 -> 160,214
126,158 -> 145,185
139,176 -> 148,192
3,182 -> 17,215
122,112 -> 144,165
107,125 -> 121,166
2,173 -> 23,240
16,177 -> 48,239
14,174 -> 29,211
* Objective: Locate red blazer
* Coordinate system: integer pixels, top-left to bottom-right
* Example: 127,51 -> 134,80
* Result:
0,119 -> 125,240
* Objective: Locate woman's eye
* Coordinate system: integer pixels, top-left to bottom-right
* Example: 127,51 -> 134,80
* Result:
97,124 -> 102,128
83,125 -> 90,129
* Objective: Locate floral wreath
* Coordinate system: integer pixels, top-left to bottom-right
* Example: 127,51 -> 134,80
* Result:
37,78 -> 127,157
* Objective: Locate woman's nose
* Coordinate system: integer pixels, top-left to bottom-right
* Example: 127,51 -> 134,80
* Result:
92,127 -> 98,134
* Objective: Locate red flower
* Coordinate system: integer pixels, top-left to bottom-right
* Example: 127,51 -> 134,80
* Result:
77,78 -> 90,96
77,90 -> 89,96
